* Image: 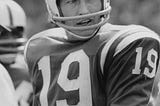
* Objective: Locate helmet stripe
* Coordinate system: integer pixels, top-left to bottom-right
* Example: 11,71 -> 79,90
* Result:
6,5 -> 13,26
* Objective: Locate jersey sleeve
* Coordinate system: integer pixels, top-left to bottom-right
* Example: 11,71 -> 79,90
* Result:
102,28 -> 160,106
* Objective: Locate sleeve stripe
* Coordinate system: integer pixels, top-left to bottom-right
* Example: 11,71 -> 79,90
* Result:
100,25 -> 160,74
100,25 -> 141,73
114,31 -> 160,56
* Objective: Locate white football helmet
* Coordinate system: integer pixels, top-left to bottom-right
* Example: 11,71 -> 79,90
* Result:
45,0 -> 111,31
0,0 -> 26,64
0,0 -> 26,28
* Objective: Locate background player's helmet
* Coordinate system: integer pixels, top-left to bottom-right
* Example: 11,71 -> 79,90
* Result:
45,0 -> 111,31
0,0 -> 27,64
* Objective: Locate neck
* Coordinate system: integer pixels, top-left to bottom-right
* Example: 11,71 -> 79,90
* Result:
65,27 -> 100,42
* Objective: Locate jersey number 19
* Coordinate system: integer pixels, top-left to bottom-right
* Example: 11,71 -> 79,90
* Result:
38,50 -> 92,106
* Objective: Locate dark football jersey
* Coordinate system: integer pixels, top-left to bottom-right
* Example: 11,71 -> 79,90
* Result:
25,23 -> 160,106
99,25 -> 160,106
148,59 -> 160,106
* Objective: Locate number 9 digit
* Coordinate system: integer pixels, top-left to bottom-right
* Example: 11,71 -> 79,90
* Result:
57,50 -> 92,106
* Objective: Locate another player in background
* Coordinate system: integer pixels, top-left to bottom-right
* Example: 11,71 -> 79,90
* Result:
25,0 -> 160,106
0,0 -> 32,106
0,24 -> 18,106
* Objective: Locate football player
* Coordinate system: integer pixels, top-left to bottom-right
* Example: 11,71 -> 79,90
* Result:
0,0 -> 32,106
25,0 -> 160,106
0,24 -> 18,106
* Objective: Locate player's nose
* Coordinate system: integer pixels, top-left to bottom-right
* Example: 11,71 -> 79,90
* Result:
78,1 -> 90,15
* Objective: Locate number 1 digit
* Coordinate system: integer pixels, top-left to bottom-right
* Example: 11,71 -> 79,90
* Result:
132,47 -> 142,74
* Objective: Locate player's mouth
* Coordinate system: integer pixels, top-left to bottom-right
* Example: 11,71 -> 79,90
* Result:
76,18 -> 92,26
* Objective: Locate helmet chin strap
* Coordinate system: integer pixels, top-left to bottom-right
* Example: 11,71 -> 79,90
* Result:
51,6 -> 111,31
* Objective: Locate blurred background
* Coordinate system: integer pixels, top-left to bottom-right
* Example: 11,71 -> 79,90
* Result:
14,0 -> 160,38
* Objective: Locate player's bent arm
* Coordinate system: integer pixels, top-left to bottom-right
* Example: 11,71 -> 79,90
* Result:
103,32 -> 160,106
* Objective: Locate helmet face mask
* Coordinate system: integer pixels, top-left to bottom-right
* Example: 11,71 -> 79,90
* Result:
0,25 -> 26,64
45,0 -> 111,33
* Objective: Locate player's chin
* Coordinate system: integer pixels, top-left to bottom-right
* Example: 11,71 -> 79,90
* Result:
77,28 -> 97,37
71,27 -> 98,38
73,22 -> 100,37
75,19 -> 101,37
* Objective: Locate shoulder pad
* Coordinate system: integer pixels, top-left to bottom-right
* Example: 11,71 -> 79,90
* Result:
114,25 -> 160,56
24,28 -> 67,67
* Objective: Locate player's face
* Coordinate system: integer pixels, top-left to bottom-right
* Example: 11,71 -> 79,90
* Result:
60,0 -> 102,37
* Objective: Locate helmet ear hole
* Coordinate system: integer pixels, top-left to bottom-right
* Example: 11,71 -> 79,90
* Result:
16,27 -> 24,32
55,0 -> 63,17
56,0 -> 60,7
10,27 -> 24,38
11,27 -> 24,33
